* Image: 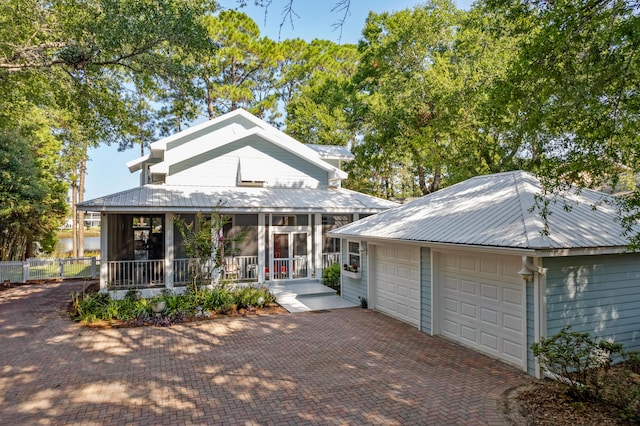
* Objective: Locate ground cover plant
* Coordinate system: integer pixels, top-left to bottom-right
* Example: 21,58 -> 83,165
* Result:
70,284 -> 279,327
504,327 -> 640,425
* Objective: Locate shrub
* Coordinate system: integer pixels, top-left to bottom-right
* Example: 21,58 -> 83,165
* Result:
72,291 -> 110,322
200,287 -> 235,312
322,263 -> 340,292
532,326 -> 624,400
70,285 -> 277,324
161,292 -> 192,318
234,286 -> 274,309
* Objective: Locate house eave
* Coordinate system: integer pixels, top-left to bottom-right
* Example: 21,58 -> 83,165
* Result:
78,206 -> 390,214
327,232 -> 636,257
325,233 -> 537,256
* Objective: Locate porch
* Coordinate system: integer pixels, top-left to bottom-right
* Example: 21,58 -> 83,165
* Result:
104,252 -> 341,290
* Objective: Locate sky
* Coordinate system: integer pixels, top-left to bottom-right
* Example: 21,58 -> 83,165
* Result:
84,0 -> 474,200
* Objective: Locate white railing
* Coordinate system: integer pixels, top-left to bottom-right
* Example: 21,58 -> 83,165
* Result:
173,258 -> 194,287
0,257 -> 98,283
293,256 -> 308,279
322,252 -> 340,268
107,259 -> 164,289
223,256 -> 259,281
269,256 -> 308,280
173,256 -> 259,287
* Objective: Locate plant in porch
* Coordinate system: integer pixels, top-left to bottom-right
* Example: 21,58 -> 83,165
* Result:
174,211 -> 247,296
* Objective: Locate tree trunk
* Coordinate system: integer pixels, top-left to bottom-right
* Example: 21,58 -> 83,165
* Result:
205,78 -> 215,120
71,179 -> 78,258
77,155 -> 86,257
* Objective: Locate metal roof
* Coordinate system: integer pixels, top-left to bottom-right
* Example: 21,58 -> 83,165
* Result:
78,185 -> 398,213
330,171 -> 638,250
307,144 -> 355,161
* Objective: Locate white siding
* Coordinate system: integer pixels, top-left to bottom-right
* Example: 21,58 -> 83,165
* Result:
166,137 -> 328,188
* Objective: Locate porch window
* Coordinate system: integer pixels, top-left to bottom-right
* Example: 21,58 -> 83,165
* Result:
322,214 -> 351,254
108,214 -> 164,261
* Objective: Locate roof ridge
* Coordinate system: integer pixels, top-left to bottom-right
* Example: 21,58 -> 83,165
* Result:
513,171 -> 538,248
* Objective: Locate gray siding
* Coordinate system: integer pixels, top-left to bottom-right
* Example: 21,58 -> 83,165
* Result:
341,240 -> 367,305
420,247 -> 432,333
167,135 -> 329,188
526,281 -> 535,375
544,254 -> 640,353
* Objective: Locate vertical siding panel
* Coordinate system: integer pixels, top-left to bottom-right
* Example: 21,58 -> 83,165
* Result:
420,247 -> 432,333
544,254 -> 640,353
526,281 -> 535,375
341,239 -> 367,305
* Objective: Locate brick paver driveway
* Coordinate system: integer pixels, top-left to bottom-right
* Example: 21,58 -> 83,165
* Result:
0,281 -> 530,425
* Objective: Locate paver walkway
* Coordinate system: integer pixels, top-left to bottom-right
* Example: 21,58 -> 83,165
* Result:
0,280 -> 531,425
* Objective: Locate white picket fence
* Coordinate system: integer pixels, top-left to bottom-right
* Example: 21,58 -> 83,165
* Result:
0,257 -> 98,283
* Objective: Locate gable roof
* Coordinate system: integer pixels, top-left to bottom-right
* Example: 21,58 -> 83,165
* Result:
78,184 -> 398,213
126,109 -> 347,181
330,171 -> 638,252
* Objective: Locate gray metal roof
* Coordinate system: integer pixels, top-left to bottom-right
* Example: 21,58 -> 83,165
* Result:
78,185 -> 398,213
306,144 -> 355,160
330,171 -> 637,250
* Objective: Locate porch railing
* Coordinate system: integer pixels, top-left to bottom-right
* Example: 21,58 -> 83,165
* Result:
322,252 -> 340,268
107,254 -> 330,288
172,256 -> 259,287
107,259 -> 164,289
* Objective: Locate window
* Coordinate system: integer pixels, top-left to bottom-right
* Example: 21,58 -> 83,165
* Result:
347,241 -> 360,269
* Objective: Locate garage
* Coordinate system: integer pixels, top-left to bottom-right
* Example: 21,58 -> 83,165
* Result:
372,243 -> 421,326
438,251 -> 526,369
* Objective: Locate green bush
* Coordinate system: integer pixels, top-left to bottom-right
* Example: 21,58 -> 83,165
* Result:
234,286 -> 273,309
532,326 -> 624,400
200,287 -> 235,312
70,286 -> 277,323
322,263 -> 341,292
162,293 -> 192,318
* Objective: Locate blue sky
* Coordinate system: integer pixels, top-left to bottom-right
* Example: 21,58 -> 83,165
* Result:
85,0 -> 474,200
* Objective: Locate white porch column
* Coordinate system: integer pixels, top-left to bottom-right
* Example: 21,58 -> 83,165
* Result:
258,213 -> 265,283
314,213 -> 323,279
99,213 -> 108,292
165,213 -> 174,289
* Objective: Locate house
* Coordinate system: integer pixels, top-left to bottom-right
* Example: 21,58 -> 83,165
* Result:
78,108 -> 397,298
329,170 -> 640,377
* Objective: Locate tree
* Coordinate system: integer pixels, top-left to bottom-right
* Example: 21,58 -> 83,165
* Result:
283,40 -> 359,145
196,10 -> 279,120
481,0 -> 640,239
0,0 -> 217,256
174,211 -> 246,291
0,127 -> 67,260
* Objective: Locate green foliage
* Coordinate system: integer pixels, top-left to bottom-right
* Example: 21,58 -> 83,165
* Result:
0,129 -> 67,260
322,263 -> 341,292
233,286 -> 274,309
162,292 -> 193,318
532,326 -> 624,400
174,211 -> 242,289
199,287 -> 235,312
70,285 -> 277,324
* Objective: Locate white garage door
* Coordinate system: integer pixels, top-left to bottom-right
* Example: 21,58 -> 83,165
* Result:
438,251 -> 526,369
373,244 -> 421,326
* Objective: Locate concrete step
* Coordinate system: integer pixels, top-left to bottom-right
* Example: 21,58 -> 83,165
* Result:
267,280 -> 356,313
268,281 -> 337,298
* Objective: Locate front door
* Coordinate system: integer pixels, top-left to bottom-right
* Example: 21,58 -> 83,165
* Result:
272,232 -> 309,280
